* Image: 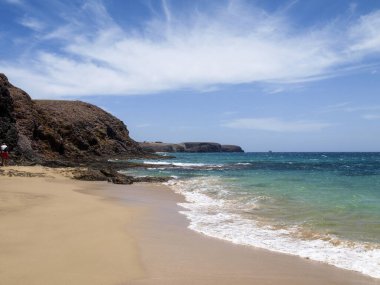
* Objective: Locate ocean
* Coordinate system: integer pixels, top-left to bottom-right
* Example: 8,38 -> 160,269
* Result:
122,152 -> 380,278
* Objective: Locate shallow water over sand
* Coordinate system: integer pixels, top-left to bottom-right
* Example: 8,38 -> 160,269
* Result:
124,152 -> 380,278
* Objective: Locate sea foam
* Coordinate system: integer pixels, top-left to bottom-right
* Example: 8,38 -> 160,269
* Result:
143,160 -> 224,168
165,177 -> 380,279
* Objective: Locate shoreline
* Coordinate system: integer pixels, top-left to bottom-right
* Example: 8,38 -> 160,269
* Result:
1,166 -> 379,285
91,181 -> 380,285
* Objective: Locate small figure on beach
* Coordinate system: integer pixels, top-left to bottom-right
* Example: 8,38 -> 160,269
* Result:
1,142 -> 9,166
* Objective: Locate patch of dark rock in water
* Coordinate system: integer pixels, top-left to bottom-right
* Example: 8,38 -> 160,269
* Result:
131,176 -> 171,183
139,142 -> 244,153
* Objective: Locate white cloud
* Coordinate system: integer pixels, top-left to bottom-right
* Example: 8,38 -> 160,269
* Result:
1,1 -> 380,97
265,87 -> 285,94
348,10 -> 380,53
3,0 -> 23,5
362,114 -> 380,120
161,0 -> 172,23
223,117 -> 331,132
323,103 -> 380,113
222,111 -> 239,116
19,16 -> 45,31
349,3 -> 358,14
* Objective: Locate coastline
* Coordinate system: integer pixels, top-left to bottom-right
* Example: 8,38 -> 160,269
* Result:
1,166 -> 379,285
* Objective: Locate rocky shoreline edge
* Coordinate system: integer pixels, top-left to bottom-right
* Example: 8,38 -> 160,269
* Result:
1,72 -> 243,185
71,160 -> 172,184
0,160 -> 172,185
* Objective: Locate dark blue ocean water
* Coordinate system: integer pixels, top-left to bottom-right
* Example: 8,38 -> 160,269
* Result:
123,152 -> 380,278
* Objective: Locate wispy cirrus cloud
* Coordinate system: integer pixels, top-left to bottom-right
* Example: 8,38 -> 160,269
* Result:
18,16 -> 45,31
323,102 -> 380,113
362,114 -> 380,120
223,117 -> 331,132
3,0 -> 23,5
348,10 -> 380,54
1,0 -> 380,98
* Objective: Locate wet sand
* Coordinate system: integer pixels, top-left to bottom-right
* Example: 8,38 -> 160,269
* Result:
1,166 -> 379,285
87,183 -> 380,285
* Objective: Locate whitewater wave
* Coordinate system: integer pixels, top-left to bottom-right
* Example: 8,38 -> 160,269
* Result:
143,160 -> 224,168
165,177 -> 380,279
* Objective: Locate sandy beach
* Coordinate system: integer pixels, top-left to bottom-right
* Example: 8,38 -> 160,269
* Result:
0,166 -> 144,285
1,166 -> 379,285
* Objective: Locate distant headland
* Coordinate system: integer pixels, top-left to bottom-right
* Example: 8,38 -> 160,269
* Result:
140,142 -> 244,153
0,73 -> 243,166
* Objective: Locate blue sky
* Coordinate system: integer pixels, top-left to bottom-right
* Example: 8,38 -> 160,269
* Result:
1,0 -> 380,151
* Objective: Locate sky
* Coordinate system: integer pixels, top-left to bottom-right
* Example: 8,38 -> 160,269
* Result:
0,0 -> 380,152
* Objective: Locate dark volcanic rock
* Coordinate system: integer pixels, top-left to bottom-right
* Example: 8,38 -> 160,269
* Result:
139,141 -> 244,153
131,176 -> 171,183
0,73 -> 145,164
0,73 -> 32,161
139,142 -> 185,153
73,168 -> 171,185
0,169 -> 45,177
180,142 -> 221,152
221,145 -> 244,152
73,168 -> 134,184
73,169 -> 109,181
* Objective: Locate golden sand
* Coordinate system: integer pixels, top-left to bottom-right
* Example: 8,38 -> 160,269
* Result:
1,166 -> 379,285
0,166 -> 143,285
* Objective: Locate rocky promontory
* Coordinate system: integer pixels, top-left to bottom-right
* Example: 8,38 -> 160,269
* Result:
0,73 -> 243,184
140,142 -> 244,153
0,73 -> 145,164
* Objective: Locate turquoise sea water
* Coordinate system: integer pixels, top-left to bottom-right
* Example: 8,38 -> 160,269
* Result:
123,152 -> 380,278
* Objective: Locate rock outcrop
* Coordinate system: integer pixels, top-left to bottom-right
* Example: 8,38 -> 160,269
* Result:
140,142 -> 244,153
0,73 -> 145,163
139,142 -> 185,153
221,145 -> 244,152
73,168 -> 171,184
180,142 -> 223,152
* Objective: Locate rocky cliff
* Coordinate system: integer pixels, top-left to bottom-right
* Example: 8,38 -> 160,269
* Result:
138,142 -> 185,153
140,142 -> 244,153
0,73 -> 144,163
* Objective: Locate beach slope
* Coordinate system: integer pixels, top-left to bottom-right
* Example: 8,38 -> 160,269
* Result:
1,166 -> 379,285
0,166 -> 144,285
